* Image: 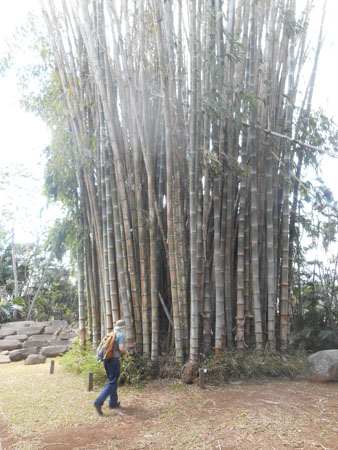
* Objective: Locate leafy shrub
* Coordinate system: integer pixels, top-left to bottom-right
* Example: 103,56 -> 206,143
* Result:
60,342 -> 107,385
0,296 -> 25,323
60,342 -> 157,386
60,343 -> 307,388
292,280 -> 338,353
203,350 -> 307,384
0,298 -> 12,323
120,354 -> 158,385
290,327 -> 338,353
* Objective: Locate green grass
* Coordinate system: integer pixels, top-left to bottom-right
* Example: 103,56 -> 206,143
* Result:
0,360 -> 99,436
0,361 -> 219,449
0,358 -> 139,448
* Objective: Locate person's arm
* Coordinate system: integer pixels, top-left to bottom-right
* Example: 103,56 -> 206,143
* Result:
119,343 -> 126,355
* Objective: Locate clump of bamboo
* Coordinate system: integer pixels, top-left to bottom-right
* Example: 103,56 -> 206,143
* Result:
38,0 -> 326,361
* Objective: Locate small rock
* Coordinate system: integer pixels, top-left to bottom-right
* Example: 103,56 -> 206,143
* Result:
10,347 -> 39,362
24,354 -> 46,365
0,355 -> 11,364
41,345 -> 68,357
182,361 -> 199,384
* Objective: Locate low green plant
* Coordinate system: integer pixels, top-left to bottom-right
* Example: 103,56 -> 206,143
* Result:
0,296 -> 25,323
120,354 -> 158,385
290,327 -> 338,353
59,342 -> 106,385
60,342 -> 157,386
203,349 -> 307,384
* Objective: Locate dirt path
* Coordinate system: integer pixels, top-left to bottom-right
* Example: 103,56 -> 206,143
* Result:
1,378 -> 338,450
0,408 -> 16,450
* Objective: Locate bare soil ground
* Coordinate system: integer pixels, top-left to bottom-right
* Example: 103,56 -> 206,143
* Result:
0,363 -> 337,449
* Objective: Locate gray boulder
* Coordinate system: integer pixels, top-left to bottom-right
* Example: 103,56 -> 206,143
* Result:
4,334 -> 28,342
24,354 -> 46,365
23,340 -> 47,348
29,334 -> 56,342
56,339 -> 70,347
1,321 -> 34,328
45,320 -> 68,334
44,325 -> 61,334
0,328 -> 16,339
9,347 -> 39,362
50,320 -> 68,327
17,326 -> 45,336
41,345 -> 68,357
307,349 -> 338,382
59,332 -> 77,340
0,354 -> 11,364
0,340 -> 22,351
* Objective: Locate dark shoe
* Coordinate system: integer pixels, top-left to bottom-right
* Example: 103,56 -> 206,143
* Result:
109,402 -> 120,409
93,401 -> 103,415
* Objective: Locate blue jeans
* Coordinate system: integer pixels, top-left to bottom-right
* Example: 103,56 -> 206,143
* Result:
95,357 -> 120,407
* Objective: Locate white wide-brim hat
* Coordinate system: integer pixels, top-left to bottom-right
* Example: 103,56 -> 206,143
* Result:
114,319 -> 126,331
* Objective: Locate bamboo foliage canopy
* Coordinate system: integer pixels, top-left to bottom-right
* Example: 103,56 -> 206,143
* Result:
38,0 -> 335,363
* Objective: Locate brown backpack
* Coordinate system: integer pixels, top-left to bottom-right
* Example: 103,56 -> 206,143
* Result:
97,332 -> 116,361
104,332 -> 116,359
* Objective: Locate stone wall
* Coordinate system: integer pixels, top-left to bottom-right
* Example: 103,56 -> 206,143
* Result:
0,320 -> 77,365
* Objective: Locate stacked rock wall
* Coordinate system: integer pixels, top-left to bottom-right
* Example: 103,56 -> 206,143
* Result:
0,320 -> 77,365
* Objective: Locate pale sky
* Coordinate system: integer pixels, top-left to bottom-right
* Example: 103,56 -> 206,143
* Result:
0,1 -> 61,242
0,0 -> 337,245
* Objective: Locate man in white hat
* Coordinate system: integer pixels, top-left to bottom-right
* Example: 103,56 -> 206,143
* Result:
93,320 -> 126,415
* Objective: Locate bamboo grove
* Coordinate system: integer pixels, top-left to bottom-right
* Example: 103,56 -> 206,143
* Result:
38,0 -> 328,363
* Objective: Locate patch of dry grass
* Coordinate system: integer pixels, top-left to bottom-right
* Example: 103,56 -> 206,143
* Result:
1,362 -> 337,450
5,438 -> 43,450
0,358 -> 129,441
0,365 -> 213,450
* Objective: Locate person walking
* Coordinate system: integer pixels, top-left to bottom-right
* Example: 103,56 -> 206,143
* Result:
93,319 -> 126,415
